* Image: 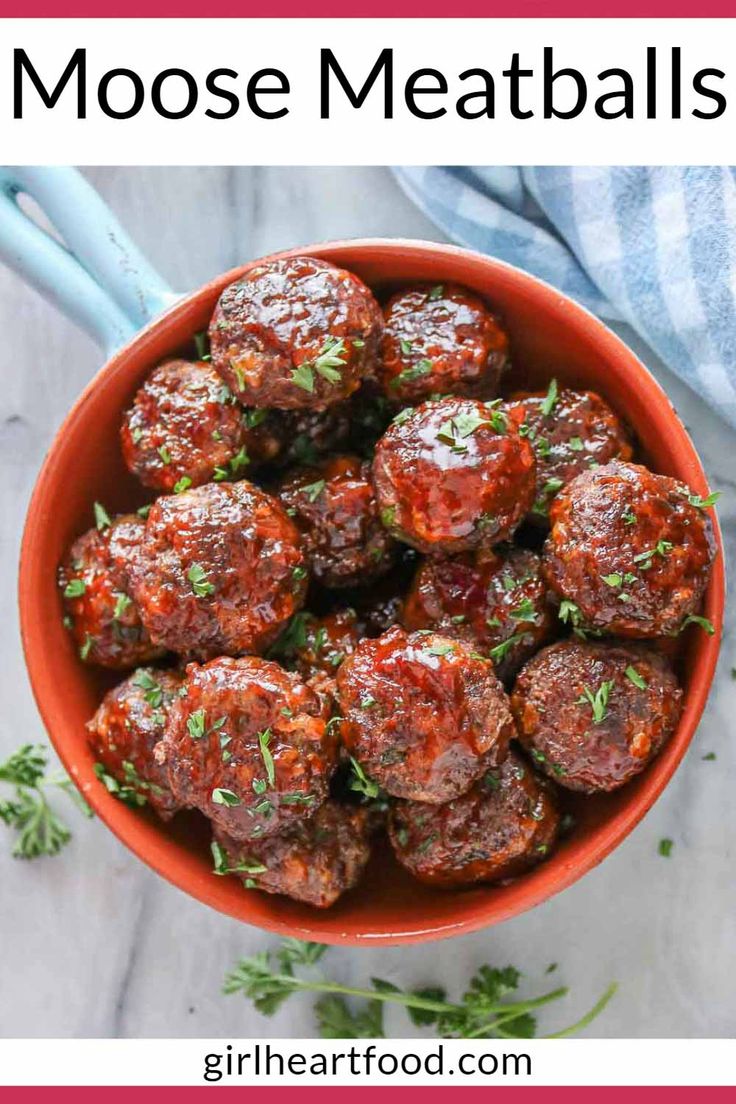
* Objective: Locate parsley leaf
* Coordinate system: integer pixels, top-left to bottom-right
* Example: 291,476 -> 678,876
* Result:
187,563 -> 215,597
540,378 -> 559,417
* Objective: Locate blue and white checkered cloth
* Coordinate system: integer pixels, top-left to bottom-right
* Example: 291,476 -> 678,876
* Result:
394,166 -> 736,430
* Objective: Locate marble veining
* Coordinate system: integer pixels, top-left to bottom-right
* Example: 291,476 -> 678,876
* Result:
0,167 -> 733,1039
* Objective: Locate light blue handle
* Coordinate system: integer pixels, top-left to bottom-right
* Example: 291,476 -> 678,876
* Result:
0,167 -> 179,358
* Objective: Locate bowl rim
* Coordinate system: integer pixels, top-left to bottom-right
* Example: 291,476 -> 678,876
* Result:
17,236 -> 725,945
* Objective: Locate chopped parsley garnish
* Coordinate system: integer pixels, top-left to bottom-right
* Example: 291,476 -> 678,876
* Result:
349,757 -> 382,801
687,491 -> 720,509
360,695 -> 377,710
214,446 -> 250,482
622,509 -> 637,525
427,284 -> 444,300
258,728 -> 276,788
399,337 -> 414,356
187,710 -> 206,740
540,378 -> 559,417
291,337 -> 347,392
424,642 -> 455,658
232,365 -> 247,392
243,408 -> 268,429
302,479 -> 326,503
568,436 -> 584,452
193,331 -> 210,360
702,752 -> 717,761
211,840 -> 266,878
392,359 -> 433,388
380,506 -> 397,528
510,598 -> 538,623
157,445 -> 172,465
173,476 -> 192,493
79,635 -> 93,661
132,670 -> 163,709
188,563 -> 215,597
679,614 -> 715,635
577,680 -> 614,724
625,666 -> 647,690
212,788 -> 241,807
93,501 -> 112,532
489,633 -> 529,664
658,838 -> 674,858
63,579 -> 86,599
112,592 -> 132,620
137,504 -> 152,519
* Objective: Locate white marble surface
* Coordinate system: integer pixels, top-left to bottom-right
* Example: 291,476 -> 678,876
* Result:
0,167 -> 734,1040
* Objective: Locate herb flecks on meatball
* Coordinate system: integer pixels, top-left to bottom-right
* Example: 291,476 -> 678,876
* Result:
337,626 -> 514,804
503,382 -> 634,521
209,256 -> 383,410
59,510 -> 164,669
156,656 -> 337,841
542,460 -> 717,637
389,750 -> 559,887
372,397 -> 536,554
278,454 -> 396,588
402,546 -> 555,682
511,638 -> 683,792
379,283 -> 509,404
129,480 -> 307,660
212,800 -> 372,908
88,667 -> 182,819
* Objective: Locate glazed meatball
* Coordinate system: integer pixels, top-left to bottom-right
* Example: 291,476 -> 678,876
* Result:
402,546 -> 555,682
278,455 -> 396,588
336,626 -> 514,803
503,384 -> 633,520
59,512 -> 164,669
292,609 -> 362,680
372,397 -> 536,554
379,283 -> 509,404
511,639 -> 683,792
87,667 -> 182,819
279,403 -> 352,466
388,750 -> 559,887
542,460 -> 717,637
209,256 -> 383,410
156,656 -> 337,841
120,359 -> 250,492
212,801 -> 372,908
129,480 -> 307,660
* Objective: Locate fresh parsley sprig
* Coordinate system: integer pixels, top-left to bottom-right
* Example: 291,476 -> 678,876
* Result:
0,744 -> 92,859
223,938 -> 616,1039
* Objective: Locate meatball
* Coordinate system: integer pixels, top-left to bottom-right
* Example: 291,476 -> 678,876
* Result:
128,480 -> 307,660
279,403 -> 352,466
388,750 -> 559,887
156,656 -> 337,841
87,667 -> 182,819
278,454 -> 396,588
542,460 -> 717,637
120,359 -> 251,492
336,626 -> 514,803
292,609 -> 362,680
511,639 -> 683,792
59,512 -> 164,669
212,801 -> 372,908
372,397 -> 536,554
402,546 -> 555,682
503,384 -> 633,520
379,283 -> 509,404
209,256 -> 383,410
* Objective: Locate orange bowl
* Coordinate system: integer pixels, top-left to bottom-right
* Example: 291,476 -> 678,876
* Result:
18,239 -> 724,944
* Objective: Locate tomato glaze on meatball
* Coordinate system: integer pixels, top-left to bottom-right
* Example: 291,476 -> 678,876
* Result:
128,480 -> 307,660
88,667 -> 182,819
503,384 -> 634,521
379,283 -> 510,404
278,454 -> 396,588
211,800 -> 372,908
59,512 -> 164,669
120,359 -> 251,492
511,638 -> 683,792
542,460 -> 717,637
372,397 -> 536,554
209,256 -> 383,410
156,656 -> 337,841
388,750 -> 559,887
336,626 -> 514,804
402,546 -> 555,683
